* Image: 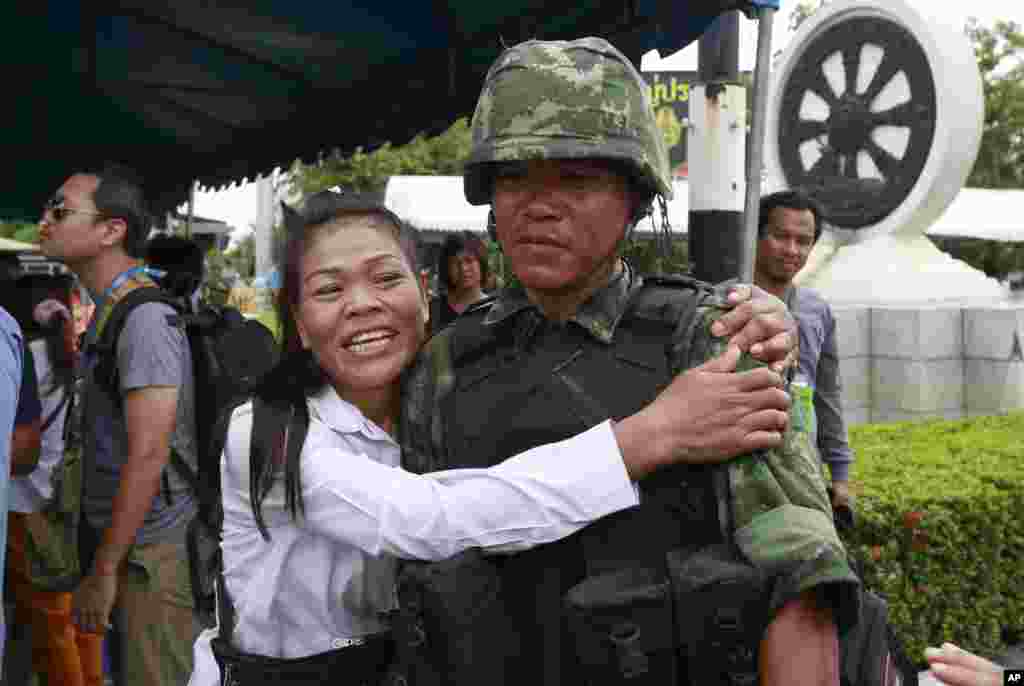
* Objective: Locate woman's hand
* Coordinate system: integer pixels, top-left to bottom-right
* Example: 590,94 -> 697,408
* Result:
925,644 -> 1004,686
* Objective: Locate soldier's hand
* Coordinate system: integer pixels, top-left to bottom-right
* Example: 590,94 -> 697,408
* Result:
615,344 -> 790,477
712,285 -> 797,374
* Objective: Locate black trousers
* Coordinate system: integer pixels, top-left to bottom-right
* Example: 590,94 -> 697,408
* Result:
211,633 -> 395,686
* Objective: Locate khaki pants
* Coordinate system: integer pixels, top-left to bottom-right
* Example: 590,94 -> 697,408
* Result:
116,541 -> 200,686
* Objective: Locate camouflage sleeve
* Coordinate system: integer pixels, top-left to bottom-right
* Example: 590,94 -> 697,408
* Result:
673,290 -> 861,631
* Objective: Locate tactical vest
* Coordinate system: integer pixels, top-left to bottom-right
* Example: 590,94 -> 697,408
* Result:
394,275 -> 772,686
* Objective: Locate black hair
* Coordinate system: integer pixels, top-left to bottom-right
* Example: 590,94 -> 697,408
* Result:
145,234 -> 205,298
758,189 -> 825,244
248,190 -> 422,539
438,231 -> 490,292
87,164 -> 152,258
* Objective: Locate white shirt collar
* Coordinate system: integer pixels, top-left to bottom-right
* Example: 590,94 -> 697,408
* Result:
308,385 -> 395,444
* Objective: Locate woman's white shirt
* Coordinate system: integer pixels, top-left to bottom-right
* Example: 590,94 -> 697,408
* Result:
10,339 -> 68,513
189,385 -> 638,685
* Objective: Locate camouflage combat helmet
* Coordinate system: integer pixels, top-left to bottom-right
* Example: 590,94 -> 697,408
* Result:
464,37 -> 673,206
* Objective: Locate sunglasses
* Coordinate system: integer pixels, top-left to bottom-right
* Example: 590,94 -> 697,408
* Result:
43,197 -> 105,223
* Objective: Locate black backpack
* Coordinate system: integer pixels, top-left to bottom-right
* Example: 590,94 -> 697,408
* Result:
831,504 -> 919,686
92,281 -> 279,622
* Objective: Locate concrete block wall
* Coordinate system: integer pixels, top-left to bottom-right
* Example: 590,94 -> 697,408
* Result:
833,306 -> 871,426
869,306 -> 964,423
963,306 -> 1024,416
830,302 -> 1024,425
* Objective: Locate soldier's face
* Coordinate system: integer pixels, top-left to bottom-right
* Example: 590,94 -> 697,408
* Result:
294,217 -> 428,413
492,159 -> 633,295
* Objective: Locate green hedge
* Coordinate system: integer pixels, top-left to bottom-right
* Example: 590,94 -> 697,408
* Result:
842,411 -> 1024,665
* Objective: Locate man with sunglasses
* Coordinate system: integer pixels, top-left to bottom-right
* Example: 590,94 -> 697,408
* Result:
38,167 -> 200,686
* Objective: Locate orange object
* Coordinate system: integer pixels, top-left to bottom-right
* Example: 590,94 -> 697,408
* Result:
6,513 -> 104,686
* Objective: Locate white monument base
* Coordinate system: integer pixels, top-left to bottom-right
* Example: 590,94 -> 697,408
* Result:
797,233 -> 1007,306
798,233 -> 1020,424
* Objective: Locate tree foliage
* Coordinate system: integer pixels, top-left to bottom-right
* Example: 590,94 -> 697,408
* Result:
0,221 -> 39,244
966,19 -> 1024,189
289,118 -> 472,197
226,232 -> 257,280
787,0 -> 825,33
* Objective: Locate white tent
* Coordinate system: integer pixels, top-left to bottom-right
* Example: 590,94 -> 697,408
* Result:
385,176 -> 489,233
924,188 -> 1024,241
0,237 -> 38,253
384,176 -> 1024,243
384,175 -> 690,236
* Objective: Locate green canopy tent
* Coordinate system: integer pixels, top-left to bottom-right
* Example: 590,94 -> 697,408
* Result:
2,1 -> 777,276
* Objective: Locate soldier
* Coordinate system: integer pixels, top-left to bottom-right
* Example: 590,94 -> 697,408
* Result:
397,37 -> 860,686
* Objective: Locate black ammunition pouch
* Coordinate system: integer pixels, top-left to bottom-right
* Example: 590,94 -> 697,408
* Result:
670,544 -> 771,686
565,544 -> 771,686
565,566 -> 678,685
386,549 -> 516,686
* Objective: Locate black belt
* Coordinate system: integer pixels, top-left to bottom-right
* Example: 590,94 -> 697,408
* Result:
212,632 -> 394,686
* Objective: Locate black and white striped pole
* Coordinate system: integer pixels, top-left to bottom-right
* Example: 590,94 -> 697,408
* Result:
688,10 -> 745,285
687,2 -> 778,284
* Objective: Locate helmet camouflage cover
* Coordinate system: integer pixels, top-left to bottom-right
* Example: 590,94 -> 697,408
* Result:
464,37 -> 673,206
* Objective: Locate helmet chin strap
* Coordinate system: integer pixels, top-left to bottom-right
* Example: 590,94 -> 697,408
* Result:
621,198 -> 656,249
487,209 -> 497,242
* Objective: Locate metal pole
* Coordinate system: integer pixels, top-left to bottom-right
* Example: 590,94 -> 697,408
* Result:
185,180 -> 196,239
739,6 -> 775,283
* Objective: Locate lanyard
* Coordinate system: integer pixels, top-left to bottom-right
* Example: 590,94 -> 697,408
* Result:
84,265 -> 153,347
97,265 -> 149,308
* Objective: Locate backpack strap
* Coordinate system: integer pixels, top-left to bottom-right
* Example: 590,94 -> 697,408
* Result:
91,285 -> 183,403
40,387 -> 71,434
92,285 -> 188,506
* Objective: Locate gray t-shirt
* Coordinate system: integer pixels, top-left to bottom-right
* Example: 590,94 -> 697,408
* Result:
82,301 -> 197,545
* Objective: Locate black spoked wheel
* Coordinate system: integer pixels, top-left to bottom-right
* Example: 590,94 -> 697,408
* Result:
777,16 -> 936,230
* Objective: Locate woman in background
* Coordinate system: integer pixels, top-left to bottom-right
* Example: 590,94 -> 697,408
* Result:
428,230 -> 490,334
